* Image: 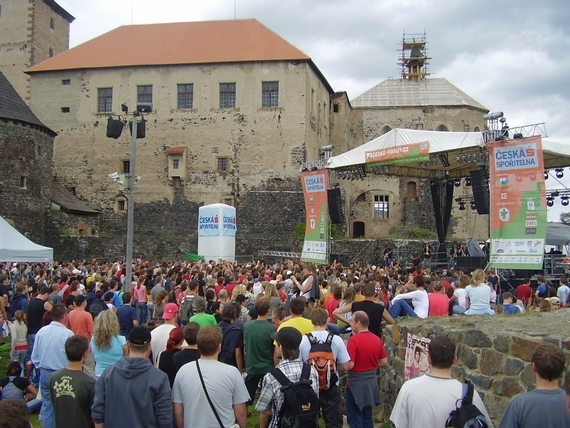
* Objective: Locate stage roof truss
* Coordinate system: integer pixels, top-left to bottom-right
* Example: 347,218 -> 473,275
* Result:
326,128 -> 570,180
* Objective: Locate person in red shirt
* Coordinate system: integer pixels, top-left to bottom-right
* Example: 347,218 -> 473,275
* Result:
214,276 -> 225,299
67,295 -> 95,376
346,311 -> 388,427
428,281 -> 450,316
516,278 -> 533,306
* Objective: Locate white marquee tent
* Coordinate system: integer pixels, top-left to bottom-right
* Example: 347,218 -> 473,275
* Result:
326,128 -> 570,179
0,216 -> 53,263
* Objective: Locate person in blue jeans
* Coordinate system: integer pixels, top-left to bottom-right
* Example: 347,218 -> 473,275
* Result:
388,275 -> 429,319
0,361 -> 41,413
30,304 -> 74,428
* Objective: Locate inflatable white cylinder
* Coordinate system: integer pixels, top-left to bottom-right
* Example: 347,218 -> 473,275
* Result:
197,203 -> 236,262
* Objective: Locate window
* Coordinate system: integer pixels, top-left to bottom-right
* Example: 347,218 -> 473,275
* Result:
117,200 -> 126,211
49,47 -> 54,57
122,160 -> 130,174
177,84 -> 193,109
222,197 -> 234,206
217,157 -> 228,171
436,125 -> 449,132
219,83 -> 236,108
173,159 -> 179,169
97,88 -> 113,113
62,79 -> 70,85
61,107 -> 70,113
262,81 -> 279,107
20,176 -> 27,189
373,195 -> 389,219
50,18 -> 54,29
137,85 -> 153,104
333,103 -> 339,113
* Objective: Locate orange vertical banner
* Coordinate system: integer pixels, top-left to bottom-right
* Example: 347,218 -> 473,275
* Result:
300,169 -> 329,263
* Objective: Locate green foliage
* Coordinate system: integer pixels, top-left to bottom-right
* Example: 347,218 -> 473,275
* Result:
294,222 -> 306,239
561,212 -> 570,225
294,222 -> 345,240
384,226 -> 436,239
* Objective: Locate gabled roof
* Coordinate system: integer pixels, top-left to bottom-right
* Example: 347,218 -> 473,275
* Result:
351,78 -> 488,111
51,181 -> 100,214
0,72 -> 56,136
26,19 -> 310,73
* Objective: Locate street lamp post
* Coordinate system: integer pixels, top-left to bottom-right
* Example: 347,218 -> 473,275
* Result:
124,112 -> 138,290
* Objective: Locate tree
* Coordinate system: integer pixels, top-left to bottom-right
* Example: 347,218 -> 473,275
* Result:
560,212 -> 570,225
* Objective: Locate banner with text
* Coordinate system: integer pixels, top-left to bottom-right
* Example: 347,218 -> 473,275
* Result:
489,136 -> 546,269
300,169 -> 329,263
365,141 -> 430,167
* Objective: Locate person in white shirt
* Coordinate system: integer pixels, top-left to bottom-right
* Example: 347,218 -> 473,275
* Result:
390,335 -> 493,428
388,275 -> 429,319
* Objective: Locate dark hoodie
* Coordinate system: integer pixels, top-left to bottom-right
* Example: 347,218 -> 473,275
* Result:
8,293 -> 28,320
92,357 -> 172,428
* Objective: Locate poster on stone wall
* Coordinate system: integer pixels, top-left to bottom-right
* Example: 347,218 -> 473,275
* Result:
404,333 -> 431,381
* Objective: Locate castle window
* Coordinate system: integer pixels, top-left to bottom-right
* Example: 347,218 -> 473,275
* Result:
49,47 -> 54,57
137,85 -> 153,104
407,182 -> 417,199
262,81 -> 279,107
177,84 -> 193,109
50,18 -> 54,29
436,125 -> 449,132
122,160 -> 130,174
62,79 -> 70,85
217,157 -> 228,172
61,107 -> 70,113
333,103 -> 339,113
98,88 -> 113,113
381,125 -> 392,135
173,159 -> 179,170
219,83 -> 236,108
115,198 -> 127,212
222,197 -> 234,206
20,176 -> 27,189
373,195 -> 389,219
473,127 -> 480,132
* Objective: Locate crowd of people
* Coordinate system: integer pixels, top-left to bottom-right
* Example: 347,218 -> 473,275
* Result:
0,258 -> 569,427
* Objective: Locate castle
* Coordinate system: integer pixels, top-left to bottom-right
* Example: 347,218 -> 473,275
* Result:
0,1 -> 489,261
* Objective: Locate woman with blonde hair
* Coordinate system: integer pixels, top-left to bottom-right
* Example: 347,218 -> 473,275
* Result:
264,282 -> 284,318
90,310 -> 127,378
231,284 -> 247,300
10,310 -> 28,367
464,269 -> 495,315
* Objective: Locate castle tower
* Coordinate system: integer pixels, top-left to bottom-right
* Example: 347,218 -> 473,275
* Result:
0,0 -> 74,102
398,31 -> 430,81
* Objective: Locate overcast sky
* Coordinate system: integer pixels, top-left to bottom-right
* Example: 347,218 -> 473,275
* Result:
56,0 -> 570,220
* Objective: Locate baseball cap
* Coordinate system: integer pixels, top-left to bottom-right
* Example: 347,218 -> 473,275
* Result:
271,327 -> 302,350
163,303 -> 179,320
74,294 -> 86,305
128,326 -> 151,345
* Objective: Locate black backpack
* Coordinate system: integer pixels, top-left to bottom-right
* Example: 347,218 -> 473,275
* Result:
179,295 -> 195,323
270,363 -> 319,428
446,381 -> 488,428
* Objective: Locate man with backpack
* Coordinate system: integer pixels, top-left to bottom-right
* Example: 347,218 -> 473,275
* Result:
179,281 -> 199,327
390,335 -> 493,428
256,327 -> 320,428
299,309 -> 352,428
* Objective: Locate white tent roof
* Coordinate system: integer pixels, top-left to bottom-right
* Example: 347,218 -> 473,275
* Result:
0,216 -> 53,263
326,128 -> 570,179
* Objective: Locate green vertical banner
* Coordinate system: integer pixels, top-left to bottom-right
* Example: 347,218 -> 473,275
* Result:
489,136 -> 547,269
300,169 -> 329,263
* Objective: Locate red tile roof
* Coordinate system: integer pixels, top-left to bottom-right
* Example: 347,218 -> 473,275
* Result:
26,19 -> 310,73
168,146 -> 186,155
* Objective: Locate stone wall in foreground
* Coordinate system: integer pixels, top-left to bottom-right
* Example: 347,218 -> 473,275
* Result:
378,311 -> 570,425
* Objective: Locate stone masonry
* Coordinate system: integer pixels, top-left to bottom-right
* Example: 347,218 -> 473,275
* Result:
378,311 -> 570,425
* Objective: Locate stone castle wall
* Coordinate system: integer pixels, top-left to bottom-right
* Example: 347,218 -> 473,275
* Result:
378,311 -> 570,425
0,121 -> 54,245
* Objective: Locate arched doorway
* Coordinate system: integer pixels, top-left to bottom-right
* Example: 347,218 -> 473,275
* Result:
352,221 -> 365,238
